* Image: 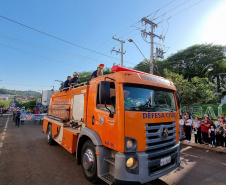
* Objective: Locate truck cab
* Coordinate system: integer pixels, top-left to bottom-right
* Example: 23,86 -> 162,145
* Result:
43,66 -> 180,185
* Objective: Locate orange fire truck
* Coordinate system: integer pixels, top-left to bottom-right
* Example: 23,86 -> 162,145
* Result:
43,66 -> 181,185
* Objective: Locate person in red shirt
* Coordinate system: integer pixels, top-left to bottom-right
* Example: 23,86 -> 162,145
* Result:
201,114 -> 211,145
34,108 -> 39,114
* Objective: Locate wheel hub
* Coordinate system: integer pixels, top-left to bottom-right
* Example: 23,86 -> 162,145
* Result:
83,149 -> 94,172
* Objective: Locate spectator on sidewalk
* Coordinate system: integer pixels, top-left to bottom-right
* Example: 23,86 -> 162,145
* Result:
184,112 -> 193,120
192,116 -> 202,144
221,114 -> 226,121
179,115 -> 185,140
217,117 -> 226,150
215,117 -> 222,146
208,123 -> 217,147
201,115 -> 211,145
15,108 -> 21,127
184,115 -> 192,143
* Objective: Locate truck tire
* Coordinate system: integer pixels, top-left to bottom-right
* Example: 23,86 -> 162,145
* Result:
47,124 -> 54,145
81,140 -> 98,183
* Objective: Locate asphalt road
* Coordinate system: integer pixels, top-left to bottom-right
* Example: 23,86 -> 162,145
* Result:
0,114 -> 226,185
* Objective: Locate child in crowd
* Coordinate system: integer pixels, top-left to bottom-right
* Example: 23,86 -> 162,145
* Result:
192,116 -> 202,144
179,115 -> 184,140
208,123 -> 217,147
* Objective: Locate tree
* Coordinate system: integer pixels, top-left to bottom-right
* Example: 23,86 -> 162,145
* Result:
59,82 -> 64,90
164,69 -> 215,109
158,44 -> 226,82
133,59 -> 150,73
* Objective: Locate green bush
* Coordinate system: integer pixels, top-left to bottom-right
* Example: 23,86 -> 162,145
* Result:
221,89 -> 226,95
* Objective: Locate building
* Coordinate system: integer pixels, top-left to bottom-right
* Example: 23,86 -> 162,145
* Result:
42,90 -> 52,106
0,95 -> 9,101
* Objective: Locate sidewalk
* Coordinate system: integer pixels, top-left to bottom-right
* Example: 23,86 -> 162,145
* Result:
181,132 -> 226,153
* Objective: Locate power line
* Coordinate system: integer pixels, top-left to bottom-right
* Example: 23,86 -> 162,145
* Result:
0,15 -> 122,62
152,0 -> 191,21
0,83 -> 52,87
0,34 -> 109,64
156,0 -> 205,25
0,43 -> 83,68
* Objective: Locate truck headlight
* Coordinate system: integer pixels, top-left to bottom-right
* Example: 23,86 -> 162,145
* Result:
126,140 -> 133,148
125,137 -> 137,153
126,157 -> 138,169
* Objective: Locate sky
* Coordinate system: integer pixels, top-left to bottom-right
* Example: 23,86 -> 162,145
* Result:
0,0 -> 226,91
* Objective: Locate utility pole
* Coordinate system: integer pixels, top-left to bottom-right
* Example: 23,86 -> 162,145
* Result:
141,17 -> 163,74
111,36 -> 126,66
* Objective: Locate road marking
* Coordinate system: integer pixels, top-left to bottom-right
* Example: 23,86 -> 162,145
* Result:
1,136 -> 4,140
0,143 -> 3,147
4,129 -> 6,131
182,152 -> 226,166
5,116 -> 9,128
3,132 -> 5,135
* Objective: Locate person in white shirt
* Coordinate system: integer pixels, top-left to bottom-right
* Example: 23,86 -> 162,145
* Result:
179,115 -> 185,140
192,116 -> 201,144
184,115 -> 192,143
215,117 -> 221,146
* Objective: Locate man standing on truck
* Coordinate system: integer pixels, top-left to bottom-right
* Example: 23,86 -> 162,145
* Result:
70,72 -> 80,88
92,64 -> 105,78
64,76 -> 71,89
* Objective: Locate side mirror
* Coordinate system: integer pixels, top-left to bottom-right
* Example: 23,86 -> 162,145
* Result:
176,92 -> 181,109
99,81 -> 114,118
99,81 -> 110,104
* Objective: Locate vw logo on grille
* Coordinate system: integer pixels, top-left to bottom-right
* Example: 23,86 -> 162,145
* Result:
159,126 -> 168,140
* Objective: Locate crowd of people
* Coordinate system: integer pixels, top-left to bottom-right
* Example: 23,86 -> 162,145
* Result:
180,112 -> 226,149
63,64 -> 105,90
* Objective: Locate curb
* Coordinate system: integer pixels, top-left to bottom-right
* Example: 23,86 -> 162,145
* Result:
181,141 -> 226,154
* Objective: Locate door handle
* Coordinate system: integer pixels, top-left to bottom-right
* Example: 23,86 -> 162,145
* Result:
92,115 -> 94,125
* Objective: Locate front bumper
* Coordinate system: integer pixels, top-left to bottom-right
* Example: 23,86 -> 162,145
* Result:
114,142 -> 180,184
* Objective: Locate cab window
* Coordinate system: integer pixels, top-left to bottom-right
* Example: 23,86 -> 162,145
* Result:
96,82 -> 116,113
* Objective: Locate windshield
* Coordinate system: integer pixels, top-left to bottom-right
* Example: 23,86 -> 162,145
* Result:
123,85 -> 176,112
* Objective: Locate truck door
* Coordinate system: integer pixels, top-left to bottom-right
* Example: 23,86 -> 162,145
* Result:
93,81 -> 118,150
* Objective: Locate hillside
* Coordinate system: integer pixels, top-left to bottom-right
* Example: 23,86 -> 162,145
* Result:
0,89 -> 41,98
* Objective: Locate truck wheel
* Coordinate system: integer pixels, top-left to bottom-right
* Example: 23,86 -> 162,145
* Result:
47,124 -> 54,145
81,140 -> 98,183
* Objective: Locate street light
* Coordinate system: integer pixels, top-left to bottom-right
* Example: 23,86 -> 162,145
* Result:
128,39 -> 147,60
55,80 -> 63,83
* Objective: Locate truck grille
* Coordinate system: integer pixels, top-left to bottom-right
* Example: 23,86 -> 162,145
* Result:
145,122 -> 178,176
145,122 -> 176,151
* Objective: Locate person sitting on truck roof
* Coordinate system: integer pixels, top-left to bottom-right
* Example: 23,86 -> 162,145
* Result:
70,72 -> 80,88
64,76 -> 71,89
92,64 -> 105,78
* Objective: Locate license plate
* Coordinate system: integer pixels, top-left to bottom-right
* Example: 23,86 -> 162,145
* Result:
160,156 -> 171,166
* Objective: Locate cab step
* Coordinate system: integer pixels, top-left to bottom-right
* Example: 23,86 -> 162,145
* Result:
104,157 -> 115,165
100,174 -> 114,185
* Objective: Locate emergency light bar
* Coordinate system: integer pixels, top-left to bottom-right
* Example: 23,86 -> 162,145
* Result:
111,65 -> 148,75
111,65 -> 170,81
